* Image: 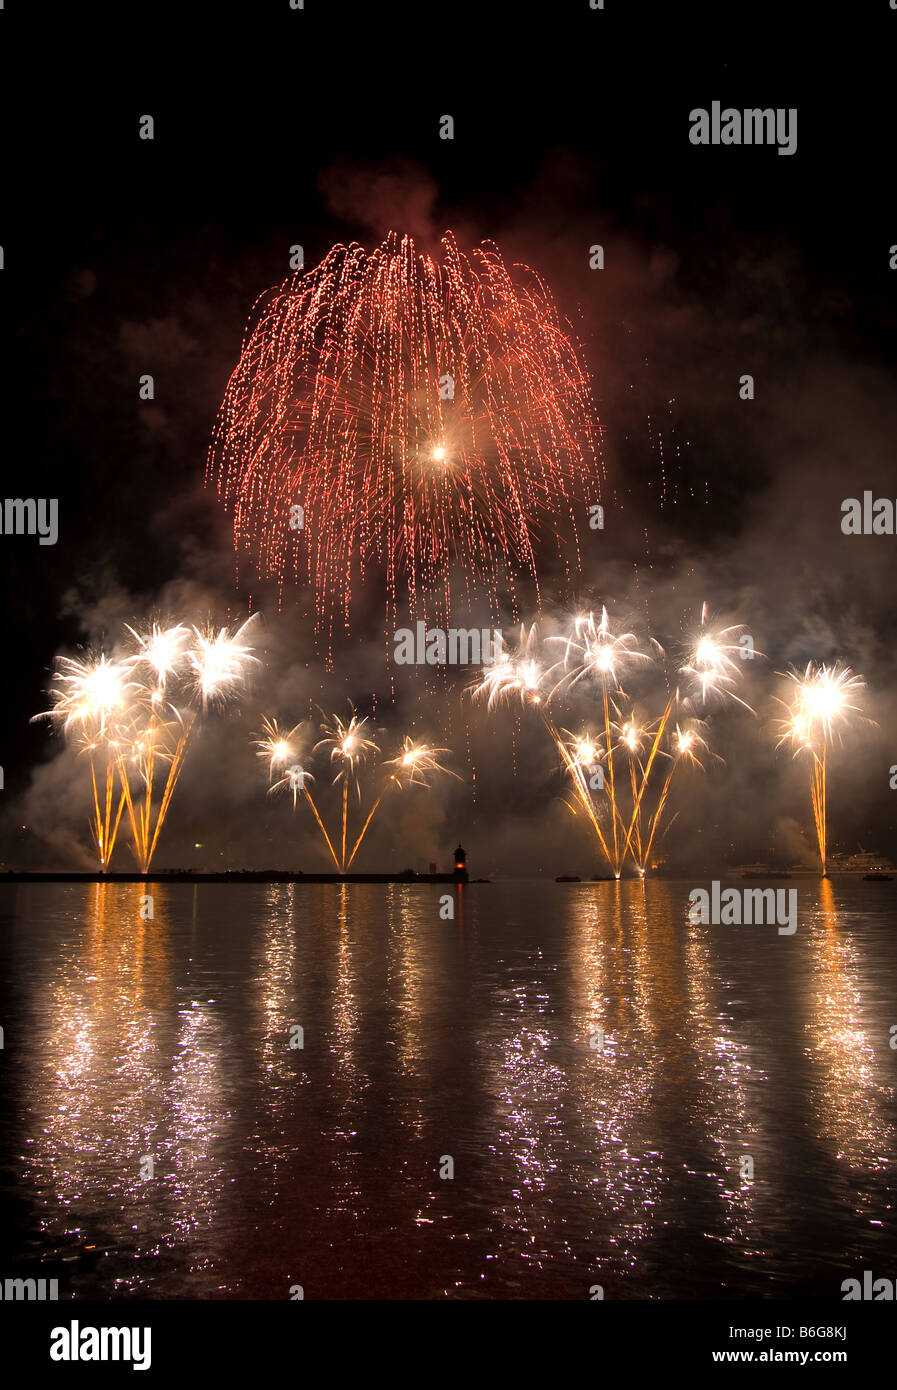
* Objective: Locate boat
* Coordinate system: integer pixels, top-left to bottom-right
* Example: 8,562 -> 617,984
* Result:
737,863 -> 792,879
555,874 -> 581,883
828,849 -> 895,875
863,873 -> 893,881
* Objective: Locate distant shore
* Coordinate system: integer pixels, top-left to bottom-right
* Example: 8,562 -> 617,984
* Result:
0,870 -> 473,885
0,870 -> 889,886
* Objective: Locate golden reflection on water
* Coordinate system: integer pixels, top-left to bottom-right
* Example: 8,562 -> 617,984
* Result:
385,885 -> 428,1134
482,950 -> 567,1273
564,882 -> 664,1268
320,883 -> 368,1223
9,876 -> 897,1297
806,879 -> 894,1172
683,911 -> 763,1244
244,881 -> 307,1204
20,883 -> 231,1289
330,883 -> 359,1066
254,884 -> 304,1086
27,884 -> 171,1201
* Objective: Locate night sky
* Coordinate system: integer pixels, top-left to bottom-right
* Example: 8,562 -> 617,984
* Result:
2,2 -> 895,874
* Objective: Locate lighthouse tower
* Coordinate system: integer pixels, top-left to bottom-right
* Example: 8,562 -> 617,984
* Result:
453,843 -> 469,884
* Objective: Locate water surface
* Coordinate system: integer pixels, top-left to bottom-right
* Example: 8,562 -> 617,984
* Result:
1,878 -> 894,1298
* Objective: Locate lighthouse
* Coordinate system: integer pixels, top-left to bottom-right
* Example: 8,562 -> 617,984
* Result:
453,843 -> 469,883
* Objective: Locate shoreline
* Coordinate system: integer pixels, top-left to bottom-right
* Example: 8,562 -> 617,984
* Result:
0,870 -> 888,885
0,870 -> 473,885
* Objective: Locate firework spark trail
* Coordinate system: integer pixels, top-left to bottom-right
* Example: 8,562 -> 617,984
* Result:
617,696 -> 675,869
775,662 -> 867,874
257,718 -> 341,869
258,714 -> 457,872
314,710 -> 379,870
472,624 -> 617,867
640,721 -> 708,869
619,714 -> 653,867
628,751 -> 643,864
35,616 -> 260,872
812,752 -> 827,874
679,603 -> 756,714
88,743 -> 127,868
32,654 -> 133,868
474,605 -> 752,875
342,736 -> 460,868
617,607 -> 757,869
208,233 -> 601,651
550,608 -> 653,874
118,616 -> 259,871
473,621 -> 619,867
550,721 -> 615,866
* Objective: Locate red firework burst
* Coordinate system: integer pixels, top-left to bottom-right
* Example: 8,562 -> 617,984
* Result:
208,232 -> 602,644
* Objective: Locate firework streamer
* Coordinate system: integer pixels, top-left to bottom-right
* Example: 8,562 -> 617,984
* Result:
32,654 -> 133,870
35,616 -> 260,872
616,608 -> 756,871
550,608 -> 652,875
208,233 -> 602,653
775,662 -> 868,875
117,617 -> 259,872
474,605 -> 753,875
256,715 -> 458,872
256,718 -> 340,868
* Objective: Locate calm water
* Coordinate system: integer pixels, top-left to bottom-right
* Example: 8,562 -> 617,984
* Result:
1,878 -> 895,1300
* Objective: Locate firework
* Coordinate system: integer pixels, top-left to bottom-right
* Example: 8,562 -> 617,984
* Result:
613,609 -> 755,871
550,608 -> 654,873
124,622 -> 190,691
474,603 -> 751,876
35,615 -> 260,872
553,725 -> 616,869
550,607 -> 651,694
385,735 -> 457,788
775,662 -> 867,874
475,624 -> 548,709
208,233 -> 601,648
679,603 -> 757,712
116,616 -> 259,872
609,608 -> 754,869
637,719 -> 709,871
616,711 -> 655,869
344,735 -> 458,869
472,618 -> 628,871
255,717 -> 337,865
34,654 -> 133,867
314,709 -> 380,868
188,618 -> 260,708
257,710 -> 457,871
255,716 -> 305,785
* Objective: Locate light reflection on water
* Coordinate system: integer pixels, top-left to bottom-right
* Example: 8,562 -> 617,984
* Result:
807,881 -> 893,1173
0,878 -> 894,1299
